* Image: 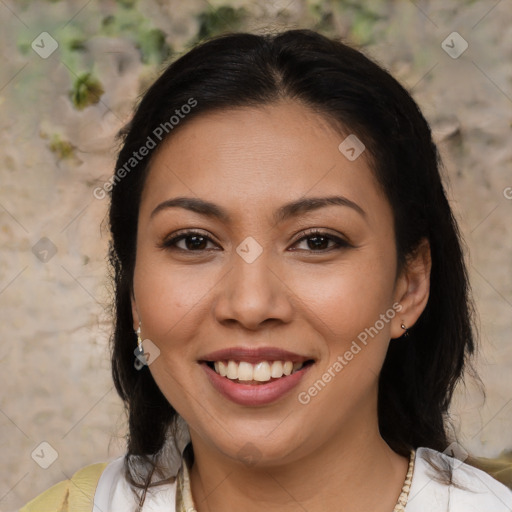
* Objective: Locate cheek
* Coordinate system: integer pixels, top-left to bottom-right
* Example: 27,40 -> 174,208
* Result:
132,261 -> 209,410
133,257 -> 204,412
293,253 -> 397,345
133,254 -> 216,344
291,258 -> 397,424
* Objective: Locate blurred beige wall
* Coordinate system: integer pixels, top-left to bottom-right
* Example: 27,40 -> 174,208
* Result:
1,0 -> 511,509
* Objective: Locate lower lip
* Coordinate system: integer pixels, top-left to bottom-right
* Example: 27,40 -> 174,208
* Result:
202,363 -> 312,406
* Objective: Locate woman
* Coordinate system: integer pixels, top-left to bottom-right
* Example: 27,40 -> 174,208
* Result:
20,29 -> 512,511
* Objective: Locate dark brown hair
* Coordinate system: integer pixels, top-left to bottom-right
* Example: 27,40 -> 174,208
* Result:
107,28 -> 477,504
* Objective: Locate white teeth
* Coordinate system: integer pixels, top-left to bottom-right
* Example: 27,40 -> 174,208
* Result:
238,361 -> 254,381
270,361 -> 283,378
218,360 -> 227,377
253,361 -> 271,381
227,360 -> 238,379
211,359 -> 306,381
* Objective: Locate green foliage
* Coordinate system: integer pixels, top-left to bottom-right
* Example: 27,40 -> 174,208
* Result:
48,134 -> 74,159
99,7 -> 172,65
17,40 -> 31,55
69,72 -> 104,110
308,1 -> 336,34
331,1 -> 386,46
68,38 -> 87,51
137,28 -> 172,65
196,5 -> 247,42
116,0 -> 138,7
351,7 -> 381,45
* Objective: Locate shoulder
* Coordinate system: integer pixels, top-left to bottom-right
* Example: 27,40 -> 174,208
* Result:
469,451 -> 512,490
94,455 -> 178,511
406,447 -> 512,511
19,461 -> 109,512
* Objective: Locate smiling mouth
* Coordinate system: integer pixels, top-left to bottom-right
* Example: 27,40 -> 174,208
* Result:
203,359 -> 315,385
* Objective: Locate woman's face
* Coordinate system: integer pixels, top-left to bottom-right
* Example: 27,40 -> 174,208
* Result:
131,100 -> 427,467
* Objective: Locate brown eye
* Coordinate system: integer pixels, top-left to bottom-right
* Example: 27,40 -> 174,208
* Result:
160,230 -> 219,252
291,230 -> 351,252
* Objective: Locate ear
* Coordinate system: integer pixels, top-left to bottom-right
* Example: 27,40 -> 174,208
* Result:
131,289 -> 140,332
390,238 -> 431,339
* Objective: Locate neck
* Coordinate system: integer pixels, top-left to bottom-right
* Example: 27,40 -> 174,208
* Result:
188,416 -> 409,512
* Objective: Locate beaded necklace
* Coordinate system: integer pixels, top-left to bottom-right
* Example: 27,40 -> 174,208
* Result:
176,449 -> 416,512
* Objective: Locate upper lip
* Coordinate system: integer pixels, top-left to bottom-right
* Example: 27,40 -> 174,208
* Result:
199,347 -> 314,364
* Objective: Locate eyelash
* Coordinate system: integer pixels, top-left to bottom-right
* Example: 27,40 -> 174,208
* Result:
159,229 -> 351,254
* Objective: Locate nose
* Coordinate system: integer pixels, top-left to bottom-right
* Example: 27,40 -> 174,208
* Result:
213,247 -> 294,331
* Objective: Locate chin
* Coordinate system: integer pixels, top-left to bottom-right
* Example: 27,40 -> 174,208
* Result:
201,427 -> 309,469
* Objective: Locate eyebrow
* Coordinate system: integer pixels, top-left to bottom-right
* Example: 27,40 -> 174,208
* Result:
150,195 -> 366,223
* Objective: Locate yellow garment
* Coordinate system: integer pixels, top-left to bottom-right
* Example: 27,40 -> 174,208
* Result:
469,453 -> 512,490
19,462 -> 108,512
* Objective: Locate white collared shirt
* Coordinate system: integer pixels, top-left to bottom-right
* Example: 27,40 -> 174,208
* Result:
93,446 -> 512,511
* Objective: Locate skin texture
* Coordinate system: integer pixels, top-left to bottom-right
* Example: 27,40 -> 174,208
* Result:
131,100 -> 432,512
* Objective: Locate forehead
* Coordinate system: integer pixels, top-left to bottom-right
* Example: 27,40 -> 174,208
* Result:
139,101 -> 390,226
